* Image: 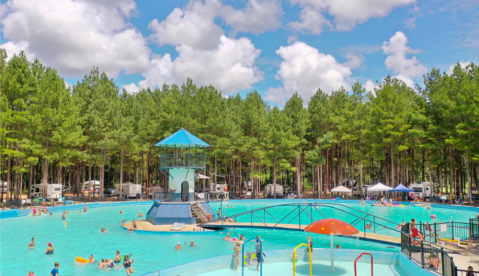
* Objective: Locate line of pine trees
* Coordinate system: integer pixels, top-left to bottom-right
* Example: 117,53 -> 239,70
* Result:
1,50 -> 478,202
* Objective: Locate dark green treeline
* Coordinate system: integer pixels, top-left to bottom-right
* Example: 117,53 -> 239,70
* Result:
1,51 -> 478,201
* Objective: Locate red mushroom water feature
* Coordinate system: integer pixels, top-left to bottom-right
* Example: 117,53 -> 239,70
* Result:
304,218 -> 359,273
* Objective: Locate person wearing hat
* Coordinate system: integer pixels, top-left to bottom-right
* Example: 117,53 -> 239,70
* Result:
45,242 -> 54,254
175,242 -> 182,250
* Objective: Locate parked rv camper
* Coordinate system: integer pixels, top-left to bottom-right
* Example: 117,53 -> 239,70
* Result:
31,183 -> 63,199
116,183 -> 142,198
265,184 -> 283,198
409,182 -> 432,198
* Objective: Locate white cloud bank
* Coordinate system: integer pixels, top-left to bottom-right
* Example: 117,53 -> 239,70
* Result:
382,31 -> 427,87
128,36 -> 262,95
125,0 -> 276,94
148,0 -> 282,50
288,0 -> 416,34
265,41 -> 352,104
1,0 -> 150,78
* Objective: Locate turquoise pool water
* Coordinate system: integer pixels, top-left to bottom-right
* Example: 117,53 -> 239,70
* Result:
0,200 -> 477,275
197,260 -> 406,276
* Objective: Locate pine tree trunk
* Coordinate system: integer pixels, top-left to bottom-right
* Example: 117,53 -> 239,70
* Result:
100,149 -> 105,199
119,148 -> 124,198
28,161 -> 33,198
390,142 -> 394,187
296,157 -> 301,197
42,158 -> 49,198
273,158 -> 276,198
466,150 -> 472,204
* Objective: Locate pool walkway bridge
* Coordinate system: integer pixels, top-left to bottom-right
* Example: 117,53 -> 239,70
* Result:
201,203 -> 405,244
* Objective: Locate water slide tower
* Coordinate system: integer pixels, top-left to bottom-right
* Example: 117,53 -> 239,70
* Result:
146,128 -> 211,225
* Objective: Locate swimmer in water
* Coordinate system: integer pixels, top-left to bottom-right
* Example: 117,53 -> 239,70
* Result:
79,211 -> 82,214
361,199 -> 365,205
190,240 -> 196,247
256,235 -> 264,242
98,259 -> 105,268
89,254 -> 95,262
365,223 -> 372,229
175,242 -> 183,250
223,233 -> 231,241
84,204 -> 88,212
62,212 -> 66,220
114,250 -> 122,263
121,219 -> 126,226
28,237 -> 35,249
45,242 -> 54,254
101,228 -> 107,233
120,255 -> 134,276
138,211 -> 143,218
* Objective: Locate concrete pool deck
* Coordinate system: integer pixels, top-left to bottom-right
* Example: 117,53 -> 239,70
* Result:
121,219 -> 210,232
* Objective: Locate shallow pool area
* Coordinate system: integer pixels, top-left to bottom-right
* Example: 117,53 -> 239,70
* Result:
0,199 -> 477,275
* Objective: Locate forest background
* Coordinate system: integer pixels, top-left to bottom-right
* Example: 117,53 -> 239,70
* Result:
1,51 -> 478,202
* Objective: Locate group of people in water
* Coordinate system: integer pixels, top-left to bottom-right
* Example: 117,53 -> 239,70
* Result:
96,250 -> 134,275
175,240 -> 197,250
223,232 -> 265,271
359,197 -> 432,209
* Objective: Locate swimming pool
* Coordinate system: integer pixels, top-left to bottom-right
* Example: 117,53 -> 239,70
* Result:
0,200 -> 476,275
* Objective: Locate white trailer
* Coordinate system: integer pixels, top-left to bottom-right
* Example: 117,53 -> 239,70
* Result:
409,182 -> 432,198
31,183 -> 63,199
265,184 -> 283,198
116,183 -> 142,198
0,180 -> 7,193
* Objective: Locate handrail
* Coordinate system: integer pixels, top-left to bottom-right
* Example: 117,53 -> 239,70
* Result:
354,253 -> 373,276
293,243 -> 312,276
242,238 -> 262,276
202,203 -> 460,253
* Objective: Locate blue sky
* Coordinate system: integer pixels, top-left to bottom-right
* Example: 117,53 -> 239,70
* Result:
1,0 -> 478,105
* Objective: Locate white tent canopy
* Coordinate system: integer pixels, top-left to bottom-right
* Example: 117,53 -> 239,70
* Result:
84,180 -> 100,185
367,183 -> 392,192
330,185 -> 352,193
195,174 -> 210,180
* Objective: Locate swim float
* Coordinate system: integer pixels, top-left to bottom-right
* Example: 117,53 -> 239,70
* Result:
75,257 -> 91,263
228,238 -> 238,242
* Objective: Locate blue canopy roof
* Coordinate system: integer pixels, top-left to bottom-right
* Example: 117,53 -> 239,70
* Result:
154,128 -> 210,148
388,184 -> 414,192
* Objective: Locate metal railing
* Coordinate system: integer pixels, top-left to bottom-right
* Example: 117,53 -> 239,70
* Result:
401,223 -> 459,276
416,221 -> 473,243
159,154 -> 205,168
457,270 -> 479,276
206,203 -> 402,234
470,217 -> 479,242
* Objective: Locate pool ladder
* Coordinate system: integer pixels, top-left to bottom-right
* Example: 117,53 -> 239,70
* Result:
354,253 -> 373,276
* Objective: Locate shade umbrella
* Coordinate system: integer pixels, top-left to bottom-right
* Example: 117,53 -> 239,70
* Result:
304,218 -> 359,273
194,174 -> 210,179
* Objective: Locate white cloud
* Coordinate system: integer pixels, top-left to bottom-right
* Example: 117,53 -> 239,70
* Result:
447,62 -> 471,74
1,0 -> 150,78
122,83 -> 140,94
137,36 -> 262,94
0,41 -> 34,61
382,31 -> 427,87
148,0 -> 282,49
288,8 -> 330,35
405,17 -> 416,30
265,41 -> 352,104
343,53 -> 364,69
64,80 -> 73,91
364,79 -> 378,94
220,0 -> 283,36
287,35 -> 298,44
148,2 -> 223,50
289,0 -> 415,32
